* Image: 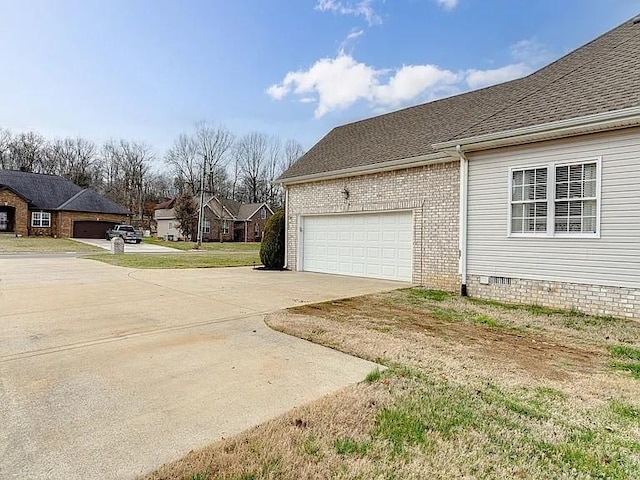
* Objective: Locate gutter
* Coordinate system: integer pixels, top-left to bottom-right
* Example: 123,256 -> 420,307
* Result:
433,106 -> 640,153
278,152 -> 450,186
455,145 -> 469,297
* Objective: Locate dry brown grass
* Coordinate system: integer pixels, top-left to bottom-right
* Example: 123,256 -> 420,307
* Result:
143,289 -> 640,480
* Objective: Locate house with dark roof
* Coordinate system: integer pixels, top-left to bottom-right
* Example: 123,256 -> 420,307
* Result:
0,169 -> 129,238
279,15 -> 640,321
154,196 -> 273,242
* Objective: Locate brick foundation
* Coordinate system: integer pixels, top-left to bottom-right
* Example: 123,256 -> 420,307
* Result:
467,275 -> 640,320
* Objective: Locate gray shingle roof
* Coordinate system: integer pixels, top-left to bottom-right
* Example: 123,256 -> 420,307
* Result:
237,203 -> 268,220
0,169 -> 129,214
280,15 -> 640,181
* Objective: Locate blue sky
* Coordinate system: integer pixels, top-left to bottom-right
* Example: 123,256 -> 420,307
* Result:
0,0 -> 637,158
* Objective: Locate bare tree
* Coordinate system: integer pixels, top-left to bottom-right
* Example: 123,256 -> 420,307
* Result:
193,122 -> 234,195
98,140 -> 153,220
8,132 -> 46,172
283,139 -> 305,170
265,136 -> 283,207
45,137 -> 97,186
0,129 -> 12,169
235,132 -> 268,203
165,133 -> 199,193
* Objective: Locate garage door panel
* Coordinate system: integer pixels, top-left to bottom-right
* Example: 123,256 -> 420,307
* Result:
73,221 -> 118,239
302,212 -> 412,282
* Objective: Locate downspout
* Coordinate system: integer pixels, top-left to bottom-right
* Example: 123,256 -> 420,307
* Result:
283,186 -> 289,269
456,145 -> 469,296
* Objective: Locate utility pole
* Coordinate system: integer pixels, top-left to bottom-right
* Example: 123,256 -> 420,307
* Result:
196,155 -> 206,246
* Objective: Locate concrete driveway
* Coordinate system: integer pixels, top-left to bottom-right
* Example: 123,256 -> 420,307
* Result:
72,238 -> 183,253
0,257 -> 405,479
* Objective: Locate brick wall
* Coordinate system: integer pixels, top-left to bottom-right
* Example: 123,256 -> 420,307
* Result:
245,214 -> 270,242
0,189 -> 29,236
57,211 -> 128,238
286,162 -> 460,290
467,275 -> 640,320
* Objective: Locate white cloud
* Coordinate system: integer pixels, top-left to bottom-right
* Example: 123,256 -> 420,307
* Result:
345,28 -> 364,42
435,0 -> 458,10
315,0 -> 382,25
266,53 -> 459,117
465,63 -> 532,89
265,84 -> 289,100
268,38 -> 554,117
510,38 -> 553,65
375,64 -> 459,105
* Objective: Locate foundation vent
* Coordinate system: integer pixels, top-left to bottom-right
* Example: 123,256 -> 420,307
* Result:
490,276 -> 512,285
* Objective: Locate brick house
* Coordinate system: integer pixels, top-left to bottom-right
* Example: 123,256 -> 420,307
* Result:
279,16 -> 640,320
0,169 -> 129,238
155,196 -> 273,242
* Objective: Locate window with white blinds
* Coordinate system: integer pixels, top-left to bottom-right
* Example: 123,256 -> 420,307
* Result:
511,167 -> 548,233
554,162 -> 598,234
509,159 -> 600,237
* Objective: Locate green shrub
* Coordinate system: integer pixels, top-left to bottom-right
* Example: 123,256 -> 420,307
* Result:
260,209 -> 285,269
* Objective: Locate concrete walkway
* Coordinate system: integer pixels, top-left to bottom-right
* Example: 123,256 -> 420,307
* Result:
0,257 -> 405,479
72,237 -> 183,253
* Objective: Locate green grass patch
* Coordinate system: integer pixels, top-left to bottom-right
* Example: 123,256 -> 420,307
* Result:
610,344 -> 640,361
431,308 -> 465,322
472,314 -> 501,328
0,237 -> 102,253
369,367 -> 640,477
144,237 -> 261,252
365,367 -> 382,383
409,288 -> 450,301
610,360 -> 640,379
610,400 -> 640,421
85,252 -> 261,269
334,437 -> 370,456
374,407 -> 428,454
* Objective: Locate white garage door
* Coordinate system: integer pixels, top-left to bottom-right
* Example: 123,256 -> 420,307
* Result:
301,211 -> 413,281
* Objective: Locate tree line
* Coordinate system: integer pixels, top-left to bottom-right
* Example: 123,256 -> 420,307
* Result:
0,123 -> 304,225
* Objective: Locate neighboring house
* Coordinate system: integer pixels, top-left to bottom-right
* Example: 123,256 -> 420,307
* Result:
0,169 -> 129,238
278,16 -> 640,320
154,197 -> 186,241
154,196 -> 273,242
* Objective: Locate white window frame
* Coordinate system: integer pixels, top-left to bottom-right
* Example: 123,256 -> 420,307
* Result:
254,222 -> 260,235
168,221 -> 173,229
222,220 -> 229,235
507,163 -> 549,238
202,219 -> 210,234
260,207 -> 267,219
31,211 -> 51,228
507,157 -> 602,239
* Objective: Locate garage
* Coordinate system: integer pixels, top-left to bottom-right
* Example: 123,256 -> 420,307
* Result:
301,211 -> 413,282
73,221 -> 117,239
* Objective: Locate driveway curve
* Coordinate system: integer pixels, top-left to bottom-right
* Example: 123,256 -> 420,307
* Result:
0,257 -> 405,479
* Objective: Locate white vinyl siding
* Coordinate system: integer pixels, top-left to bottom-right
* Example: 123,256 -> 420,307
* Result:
301,211 -> 412,282
467,127 -> 640,289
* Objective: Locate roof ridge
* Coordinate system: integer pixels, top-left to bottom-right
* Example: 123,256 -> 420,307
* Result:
56,188 -> 88,210
449,19 -> 640,141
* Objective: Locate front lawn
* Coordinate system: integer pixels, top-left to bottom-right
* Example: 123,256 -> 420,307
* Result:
86,250 -> 261,269
144,237 -> 261,252
0,236 -> 102,253
145,290 -> 640,480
